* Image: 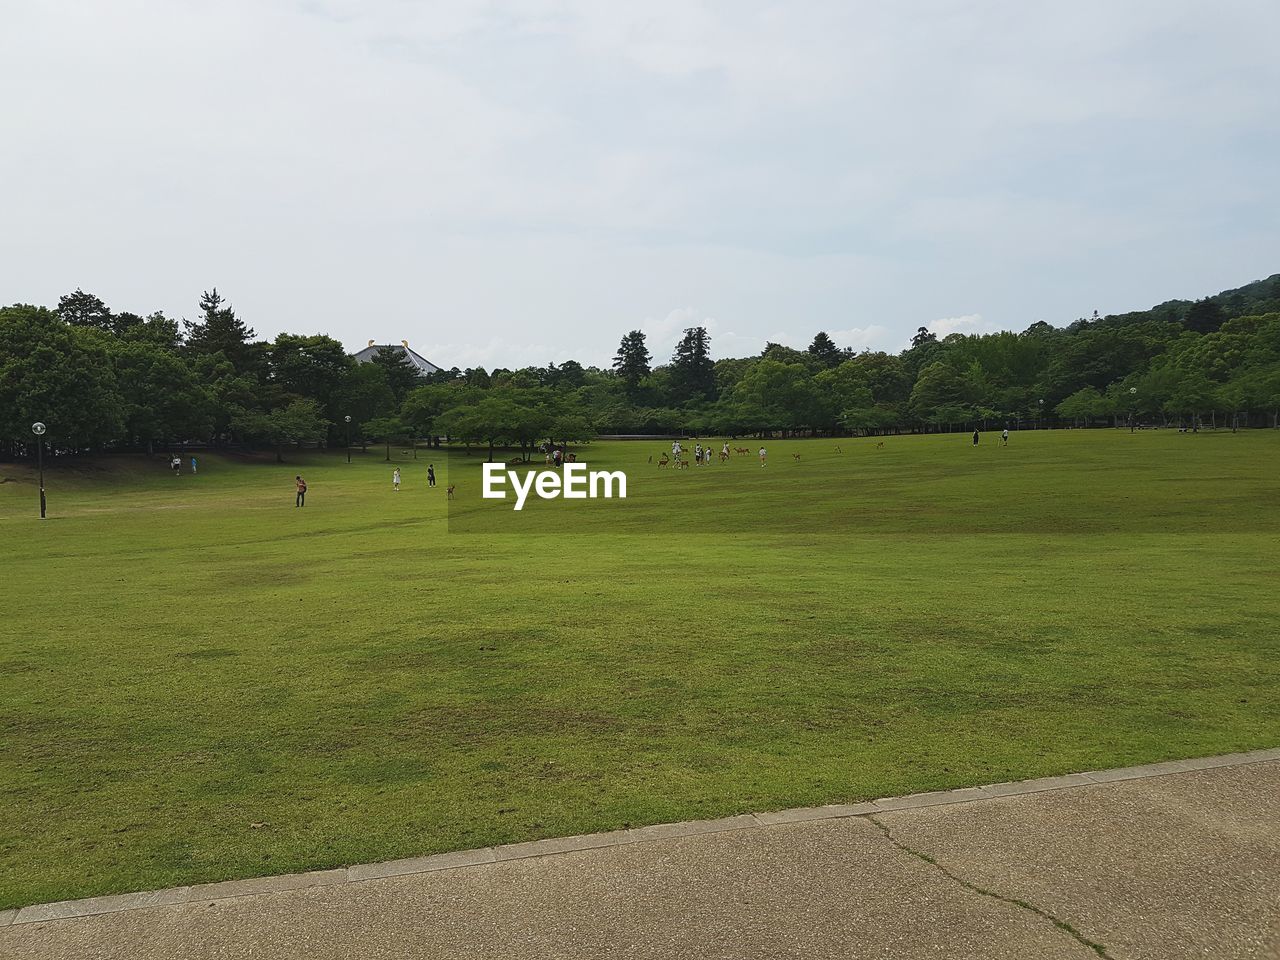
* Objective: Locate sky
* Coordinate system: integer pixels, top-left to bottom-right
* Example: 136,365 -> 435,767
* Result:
2,0 -> 1278,370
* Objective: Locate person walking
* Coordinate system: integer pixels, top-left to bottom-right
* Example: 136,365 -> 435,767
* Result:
1001,428 -> 1009,446
190,456 -> 198,475
393,467 -> 401,491
759,446 -> 767,466
427,464 -> 436,487
171,455 -> 181,476
972,429 -> 980,446
295,475 -> 307,507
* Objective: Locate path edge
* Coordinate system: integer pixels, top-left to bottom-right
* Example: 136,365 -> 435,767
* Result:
6,746 -> 1277,927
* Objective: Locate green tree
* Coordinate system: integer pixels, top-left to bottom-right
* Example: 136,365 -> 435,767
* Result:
401,383 -> 474,442
910,326 -> 937,348
333,364 -> 396,448
1183,298 -> 1225,335
112,340 -> 212,452
669,327 -> 716,401
270,334 -> 354,410
731,360 -> 821,434
909,362 -> 966,426
1055,387 -> 1106,427
1166,370 -> 1218,428
184,289 -> 257,373
363,416 -> 412,461
371,347 -> 422,401
613,330 -> 652,392
0,306 -> 124,449
249,399 -> 329,462
807,331 -> 843,368
57,289 -> 114,331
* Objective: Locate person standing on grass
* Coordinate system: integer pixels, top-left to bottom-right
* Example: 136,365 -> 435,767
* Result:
393,467 -> 401,491
171,455 -> 180,476
427,464 -> 436,487
1001,429 -> 1009,446
972,429 -> 980,446
190,456 -> 198,475
759,446 -> 767,466
295,475 -> 307,507
722,441 -> 730,462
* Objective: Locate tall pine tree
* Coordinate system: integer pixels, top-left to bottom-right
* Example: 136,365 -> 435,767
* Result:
371,346 -> 423,401
807,331 -> 842,368
613,330 -> 651,392
184,289 -> 256,372
670,326 -> 716,401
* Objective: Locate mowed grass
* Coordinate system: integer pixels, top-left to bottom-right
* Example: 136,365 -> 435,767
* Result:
1,430 -> 1278,908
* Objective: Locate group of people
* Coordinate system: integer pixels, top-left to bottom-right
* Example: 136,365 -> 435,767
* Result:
292,463 -> 440,508
670,440 -> 737,466
972,429 -> 1011,446
540,443 -> 578,467
667,440 -> 769,466
393,465 -> 438,491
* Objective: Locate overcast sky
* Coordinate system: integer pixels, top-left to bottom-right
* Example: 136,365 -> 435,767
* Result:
3,1 -> 1278,369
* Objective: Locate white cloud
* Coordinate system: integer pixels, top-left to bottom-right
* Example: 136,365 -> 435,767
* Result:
1,0 -> 1278,365
827,325 -> 894,353
930,314 -> 1000,339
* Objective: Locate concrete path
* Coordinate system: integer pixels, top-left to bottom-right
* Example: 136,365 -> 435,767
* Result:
3,752 -> 1278,959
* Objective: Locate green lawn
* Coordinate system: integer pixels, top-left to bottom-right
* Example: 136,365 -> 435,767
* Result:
1,430 -> 1278,909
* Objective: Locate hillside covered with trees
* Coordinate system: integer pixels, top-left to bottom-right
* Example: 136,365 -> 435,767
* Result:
3,274 -> 1279,460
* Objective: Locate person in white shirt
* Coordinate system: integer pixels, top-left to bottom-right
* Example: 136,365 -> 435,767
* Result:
1001,429 -> 1009,446
392,467 -> 401,491
758,446 -> 767,466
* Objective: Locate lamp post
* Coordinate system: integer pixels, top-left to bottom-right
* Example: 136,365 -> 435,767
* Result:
344,415 -> 352,464
1037,398 -> 1044,430
32,421 -> 46,519
1128,386 -> 1137,433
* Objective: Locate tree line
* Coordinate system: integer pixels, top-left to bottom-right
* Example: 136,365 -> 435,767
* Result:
2,274 -> 1279,461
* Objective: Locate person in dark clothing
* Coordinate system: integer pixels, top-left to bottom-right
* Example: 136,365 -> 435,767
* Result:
427,464 -> 436,487
295,475 -> 307,507
972,429 -> 980,446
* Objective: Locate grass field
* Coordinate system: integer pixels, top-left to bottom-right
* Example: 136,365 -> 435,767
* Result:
1,430 -> 1278,909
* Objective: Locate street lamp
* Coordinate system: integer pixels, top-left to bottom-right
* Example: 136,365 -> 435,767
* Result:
31,422 -> 46,519
1037,398 -> 1044,430
1128,386 -> 1138,433
344,415 -> 352,464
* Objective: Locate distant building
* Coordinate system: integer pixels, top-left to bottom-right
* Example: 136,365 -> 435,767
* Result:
351,340 -> 441,376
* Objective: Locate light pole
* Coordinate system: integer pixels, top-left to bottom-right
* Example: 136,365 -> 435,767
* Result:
1037,398 -> 1044,430
32,421 -> 46,519
344,415 -> 352,464
1128,386 -> 1137,433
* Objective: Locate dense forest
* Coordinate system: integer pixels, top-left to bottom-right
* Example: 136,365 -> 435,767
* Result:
2,274 -> 1279,460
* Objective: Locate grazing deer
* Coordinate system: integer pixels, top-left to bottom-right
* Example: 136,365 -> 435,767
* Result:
792,453 -> 801,460
658,455 -> 670,468
447,484 -> 456,499
876,441 -> 884,450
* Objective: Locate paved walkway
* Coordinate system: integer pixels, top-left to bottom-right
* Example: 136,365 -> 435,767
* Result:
3,751 -> 1278,959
